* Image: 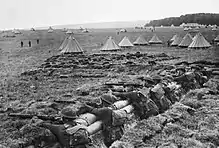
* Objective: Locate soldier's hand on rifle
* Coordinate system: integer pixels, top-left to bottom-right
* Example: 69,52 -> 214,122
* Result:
31,117 -> 44,126
112,91 -> 140,103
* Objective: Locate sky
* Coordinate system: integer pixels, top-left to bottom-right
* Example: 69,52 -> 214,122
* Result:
0,0 -> 218,30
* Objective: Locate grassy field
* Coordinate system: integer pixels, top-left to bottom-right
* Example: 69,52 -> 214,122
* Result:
0,27 -> 218,78
0,27 -> 219,148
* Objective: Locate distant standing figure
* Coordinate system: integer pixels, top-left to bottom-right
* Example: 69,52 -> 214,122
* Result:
21,41 -> 24,47
37,39 -> 39,44
28,41 -> 31,47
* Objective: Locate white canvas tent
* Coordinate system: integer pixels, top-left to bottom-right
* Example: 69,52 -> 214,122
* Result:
120,29 -> 127,32
30,28 -> 35,31
2,31 -> 16,38
149,34 -> 162,44
118,36 -> 134,47
212,27 -> 217,31
13,29 -> 21,34
188,32 -> 211,49
59,36 -> 69,51
133,35 -> 148,45
178,33 -> 193,47
170,34 -> 178,42
60,35 -> 83,54
82,29 -> 89,33
171,35 -> 183,46
48,27 -> 54,33
100,36 -> 120,51
66,30 -> 73,34
184,27 -> 189,31
214,35 -> 219,42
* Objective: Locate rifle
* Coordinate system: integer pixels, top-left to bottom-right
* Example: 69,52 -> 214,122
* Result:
8,113 -> 63,124
54,100 -> 76,104
105,82 -> 143,87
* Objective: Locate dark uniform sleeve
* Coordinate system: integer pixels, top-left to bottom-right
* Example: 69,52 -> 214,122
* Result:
90,107 -> 113,126
40,123 -> 70,148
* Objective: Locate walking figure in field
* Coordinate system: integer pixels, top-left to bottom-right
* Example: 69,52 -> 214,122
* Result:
28,41 -> 31,47
21,41 -> 23,47
37,39 -> 39,44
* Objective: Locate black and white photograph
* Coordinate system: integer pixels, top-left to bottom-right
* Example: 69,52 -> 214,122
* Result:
0,0 -> 219,147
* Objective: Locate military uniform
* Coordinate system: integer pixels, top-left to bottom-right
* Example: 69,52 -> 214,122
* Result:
113,91 -> 159,120
149,84 -> 172,113
78,104 -> 128,148
40,123 -> 91,148
38,108 -> 92,148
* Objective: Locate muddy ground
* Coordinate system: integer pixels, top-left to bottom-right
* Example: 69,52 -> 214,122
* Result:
0,28 -> 219,148
0,51 -> 218,148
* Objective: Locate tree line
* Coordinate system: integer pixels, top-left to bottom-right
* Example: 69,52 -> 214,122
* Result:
145,13 -> 219,27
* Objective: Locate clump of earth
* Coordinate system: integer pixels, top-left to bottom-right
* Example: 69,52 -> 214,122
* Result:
0,52 -> 218,148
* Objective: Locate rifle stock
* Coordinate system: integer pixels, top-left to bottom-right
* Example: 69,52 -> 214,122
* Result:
54,100 -> 76,104
8,113 -> 63,123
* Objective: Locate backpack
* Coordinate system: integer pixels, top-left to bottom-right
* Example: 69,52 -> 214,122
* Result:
66,125 -> 91,147
159,96 -> 172,112
112,110 -> 128,126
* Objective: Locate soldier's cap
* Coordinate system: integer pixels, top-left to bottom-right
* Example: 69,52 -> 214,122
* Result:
190,65 -> 201,70
175,67 -> 186,72
100,94 -> 118,105
60,108 -> 78,119
185,72 -> 195,79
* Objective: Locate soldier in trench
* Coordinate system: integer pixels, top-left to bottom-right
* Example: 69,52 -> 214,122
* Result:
33,96 -> 132,148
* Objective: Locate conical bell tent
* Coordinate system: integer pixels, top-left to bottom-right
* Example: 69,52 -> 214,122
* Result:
118,36 -> 134,48
48,26 -> 54,33
13,29 -> 22,34
179,33 -> 193,47
60,35 -> 84,54
170,34 -> 177,42
59,36 -> 69,51
149,34 -> 162,44
171,35 -> 183,46
133,35 -> 148,45
100,36 -> 120,51
66,30 -> 73,34
214,35 -> 219,42
189,32 -> 211,49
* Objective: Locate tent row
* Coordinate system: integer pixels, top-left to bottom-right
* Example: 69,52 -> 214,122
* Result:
58,32 -> 216,54
170,32 -> 212,49
101,35 -> 164,51
58,34 -> 163,53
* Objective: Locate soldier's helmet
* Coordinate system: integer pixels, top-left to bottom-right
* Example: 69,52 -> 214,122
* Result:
190,65 -> 201,71
176,66 -> 186,73
60,108 -> 78,119
151,84 -> 165,96
100,94 -> 118,107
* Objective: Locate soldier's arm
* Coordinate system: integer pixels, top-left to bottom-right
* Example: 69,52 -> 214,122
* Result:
174,74 -> 187,82
112,91 -> 139,103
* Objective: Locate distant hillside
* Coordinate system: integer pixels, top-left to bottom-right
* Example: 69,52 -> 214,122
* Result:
145,13 -> 219,27
36,20 -> 148,29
